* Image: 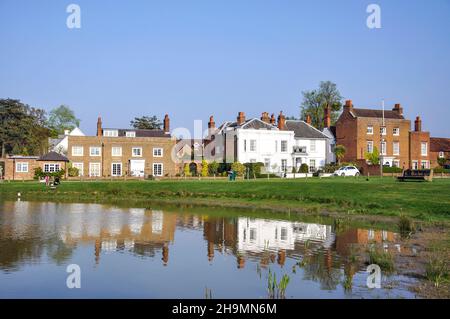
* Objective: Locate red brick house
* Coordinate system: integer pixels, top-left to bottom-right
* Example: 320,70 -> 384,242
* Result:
335,100 -> 431,170
3,151 -> 69,181
430,137 -> 450,168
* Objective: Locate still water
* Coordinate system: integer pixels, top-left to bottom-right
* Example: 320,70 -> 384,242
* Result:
0,201 -> 417,298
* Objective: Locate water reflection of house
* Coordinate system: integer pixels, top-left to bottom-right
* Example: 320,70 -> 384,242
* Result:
335,229 -> 397,256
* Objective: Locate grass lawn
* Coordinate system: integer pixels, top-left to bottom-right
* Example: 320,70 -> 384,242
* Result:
1,177 -> 450,222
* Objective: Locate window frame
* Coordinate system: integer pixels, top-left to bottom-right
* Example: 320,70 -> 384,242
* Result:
132,147 -> 143,157
89,162 -> 101,177
89,146 -> 101,157
249,139 -> 257,152
44,163 -> 60,173
125,131 -> 136,138
153,147 -> 163,157
367,126 -> 374,135
153,163 -> 163,177
103,130 -> 118,137
393,127 -> 400,136
111,163 -> 122,177
16,162 -> 29,173
281,140 -> 288,153
421,142 -> 428,156
72,146 -> 84,156
72,162 -> 84,176
393,141 -> 400,156
111,146 -> 122,157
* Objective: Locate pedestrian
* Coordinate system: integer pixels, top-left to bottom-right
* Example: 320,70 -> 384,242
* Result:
45,175 -> 49,186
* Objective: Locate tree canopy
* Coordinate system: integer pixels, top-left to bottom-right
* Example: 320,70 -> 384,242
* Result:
130,116 -> 162,130
47,105 -> 80,137
0,99 -> 50,157
300,81 -> 343,130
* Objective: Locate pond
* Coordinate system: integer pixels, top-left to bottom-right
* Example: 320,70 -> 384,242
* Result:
0,200 -> 417,298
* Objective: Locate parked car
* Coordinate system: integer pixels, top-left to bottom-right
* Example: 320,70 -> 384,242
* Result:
333,166 -> 360,177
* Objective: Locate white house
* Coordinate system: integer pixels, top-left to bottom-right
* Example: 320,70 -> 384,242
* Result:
49,127 -> 85,155
284,120 -> 329,172
206,111 -> 328,174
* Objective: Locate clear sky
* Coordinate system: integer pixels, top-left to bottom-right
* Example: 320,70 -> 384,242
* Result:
1,0 -> 449,137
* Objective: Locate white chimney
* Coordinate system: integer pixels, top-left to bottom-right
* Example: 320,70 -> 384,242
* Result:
64,129 -> 70,135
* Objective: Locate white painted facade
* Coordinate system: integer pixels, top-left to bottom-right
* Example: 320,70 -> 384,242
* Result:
322,127 -> 336,164
50,127 -> 85,155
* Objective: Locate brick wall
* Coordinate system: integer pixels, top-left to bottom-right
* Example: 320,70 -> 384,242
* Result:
409,131 -> 430,169
67,135 -> 178,177
3,158 -> 68,180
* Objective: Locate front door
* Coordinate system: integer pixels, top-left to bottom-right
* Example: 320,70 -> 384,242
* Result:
130,160 -> 145,177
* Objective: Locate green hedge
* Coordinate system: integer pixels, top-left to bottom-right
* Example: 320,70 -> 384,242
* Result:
383,166 -> 403,173
433,167 -> 450,174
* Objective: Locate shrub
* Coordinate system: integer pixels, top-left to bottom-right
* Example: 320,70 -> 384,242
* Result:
231,161 -> 246,176
398,215 -> 415,239
383,166 -> 403,173
34,167 -> 65,179
244,162 -> 264,177
208,161 -> 219,176
68,166 -> 79,177
433,167 -> 450,174
367,248 -> 395,273
201,160 -> 209,177
299,163 -> 309,173
183,163 -> 191,177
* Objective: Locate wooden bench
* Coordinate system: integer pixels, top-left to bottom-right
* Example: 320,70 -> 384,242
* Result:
397,169 -> 433,182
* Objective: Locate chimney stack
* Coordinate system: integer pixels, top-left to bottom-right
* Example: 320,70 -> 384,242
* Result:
306,114 -> 312,125
97,117 -> 102,136
208,115 -> 215,129
414,116 -> 422,132
277,111 -> 286,130
163,114 -> 170,133
270,113 -> 276,125
237,112 -> 246,125
393,103 -> 403,116
344,100 -> 353,111
260,112 -> 270,123
323,105 -> 331,128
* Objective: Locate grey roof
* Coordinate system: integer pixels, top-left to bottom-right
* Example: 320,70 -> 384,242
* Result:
103,128 -> 170,138
221,118 -> 278,131
38,152 -> 69,162
350,108 -> 405,119
48,138 -> 63,149
285,120 -> 328,139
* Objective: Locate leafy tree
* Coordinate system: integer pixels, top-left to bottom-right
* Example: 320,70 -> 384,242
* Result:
300,81 -> 343,129
201,160 -> 209,177
231,161 -> 245,176
437,157 -> 447,167
365,146 -> 380,165
47,105 -> 80,137
130,115 -> 162,130
0,99 -> 50,157
334,145 -> 346,165
208,160 -> 219,176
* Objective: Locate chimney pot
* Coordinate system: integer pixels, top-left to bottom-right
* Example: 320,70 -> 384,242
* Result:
277,111 -> 286,130
208,115 -> 215,129
414,116 -> 422,132
237,112 -> 246,125
163,114 -> 170,133
306,114 -> 312,125
270,113 -> 276,125
344,100 -> 353,110
392,103 -> 403,116
323,106 -> 331,128
97,117 -> 102,136
260,112 -> 270,123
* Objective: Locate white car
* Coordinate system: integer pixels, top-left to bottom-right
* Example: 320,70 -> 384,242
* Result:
334,166 -> 360,177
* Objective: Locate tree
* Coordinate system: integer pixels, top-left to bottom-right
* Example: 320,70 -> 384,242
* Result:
231,161 -> 245,176
0,99 -> 50,157
130,116 -> 162,130
365,146 -> 380,165
300,81 -> 343,130
208,160 -> 219,176
334,145 -> 346,165
47,105 -> 80,137
201,160 -> 209,177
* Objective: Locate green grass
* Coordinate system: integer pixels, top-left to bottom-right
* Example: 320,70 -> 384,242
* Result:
1,177 -> 450,222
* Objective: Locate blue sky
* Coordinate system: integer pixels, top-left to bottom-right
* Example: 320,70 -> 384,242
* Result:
1,0 -> 449,137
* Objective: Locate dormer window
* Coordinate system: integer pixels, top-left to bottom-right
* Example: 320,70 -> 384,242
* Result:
104,130 -> 118,137
126,131 -> 136,138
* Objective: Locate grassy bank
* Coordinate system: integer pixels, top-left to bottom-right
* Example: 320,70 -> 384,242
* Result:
1,177 -> 450,222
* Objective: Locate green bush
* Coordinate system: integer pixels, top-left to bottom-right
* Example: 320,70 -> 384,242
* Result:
208,161 -> 219,176
68,166 -> 79,177
383,166 -> 403,173
34,167 -> 65,179
433,167 -> 450,174
231,161 -> 246,176
244,162 -> 264,177
299,163 -> 309,173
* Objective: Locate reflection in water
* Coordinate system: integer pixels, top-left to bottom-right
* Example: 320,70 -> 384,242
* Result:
0,201 -> 414,298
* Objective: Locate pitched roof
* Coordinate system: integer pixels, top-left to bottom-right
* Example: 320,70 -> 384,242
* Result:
350,108 -> 405,119
103,128 -> 169,138
38,151 -> 69,162
284,120 -> 328,139
430,137 -> 450,152
220,118 -> 278,131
